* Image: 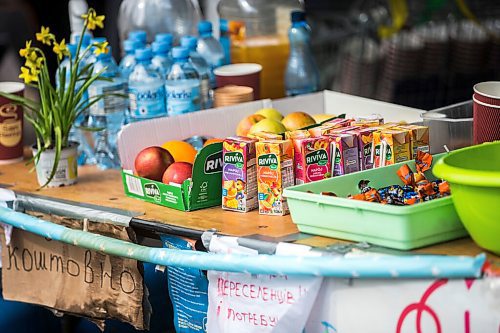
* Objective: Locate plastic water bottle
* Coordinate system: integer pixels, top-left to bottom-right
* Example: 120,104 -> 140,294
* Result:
151,41 -> 173,77
284,11 -> 320,96
88,46 -> 127,169
196,21 -> 224,88
165,47 -> 201,116
128,30 -> 147,47
128,48 -> 167,122
180,36 -> 212,109
219,18 -> 231,65
119,39 -> 140,79
155,33 -> 173,46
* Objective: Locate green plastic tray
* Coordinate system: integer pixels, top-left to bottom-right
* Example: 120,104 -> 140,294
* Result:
284,154 -> 468,250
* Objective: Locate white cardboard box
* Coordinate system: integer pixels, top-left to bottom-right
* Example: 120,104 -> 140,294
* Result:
118,91 -> 424,169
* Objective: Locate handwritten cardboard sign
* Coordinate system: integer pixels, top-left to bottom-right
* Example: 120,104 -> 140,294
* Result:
0,213 -> 148,330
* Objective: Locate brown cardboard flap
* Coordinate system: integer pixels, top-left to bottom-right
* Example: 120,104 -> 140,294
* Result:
1,213 -> 148,331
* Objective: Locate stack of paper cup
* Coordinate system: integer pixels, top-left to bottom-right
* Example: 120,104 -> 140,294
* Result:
472,81 -> 500,144
214,85 -> 254,108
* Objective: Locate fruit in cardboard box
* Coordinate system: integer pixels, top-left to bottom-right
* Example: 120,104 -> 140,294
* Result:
135,146 -> 175,181
255,108 -> 284,121
282,112 -> 316,131
162,162 -> 193,185
161,140 -> 197,164
249,118 -> 287,134
312,114 -> 336,123
236,114 -> 265,136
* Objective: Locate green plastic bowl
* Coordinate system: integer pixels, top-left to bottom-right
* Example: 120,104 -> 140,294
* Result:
433,141 -> 500,255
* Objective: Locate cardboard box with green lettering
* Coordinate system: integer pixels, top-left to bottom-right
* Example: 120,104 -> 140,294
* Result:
122,142 -> 222,211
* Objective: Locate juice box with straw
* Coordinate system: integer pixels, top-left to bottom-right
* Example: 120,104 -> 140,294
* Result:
349,127 -> 376,170
222,137 -> 258,212
256,140 -> 294,215
373,129 -> 411,168
293,137 -> 332,184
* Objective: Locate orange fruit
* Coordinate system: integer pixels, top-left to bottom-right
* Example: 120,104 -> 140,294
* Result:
161,140 -> 197,164
203,138 -> 224,147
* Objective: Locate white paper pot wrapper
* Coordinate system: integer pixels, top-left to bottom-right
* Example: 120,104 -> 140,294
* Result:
32,142 -> 79,187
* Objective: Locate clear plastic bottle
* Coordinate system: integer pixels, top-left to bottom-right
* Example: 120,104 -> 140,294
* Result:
180,36 -> 212,109
128,48 -> 167,122
196,21 -> 224,88
165,47 -> 201,116
219,18 -> 231,65
284,11 -> 320,96
119,39 -> 140,79
128,30 -> 147,47
218,0 -> 300,99
88,46 -> 127,169
151,41 -> 173,77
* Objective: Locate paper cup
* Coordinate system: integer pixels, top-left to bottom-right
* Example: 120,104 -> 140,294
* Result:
0,82 -> 25,164
214,63 -> 262,100
473,96 -> 500,144
473,81 -> 500,105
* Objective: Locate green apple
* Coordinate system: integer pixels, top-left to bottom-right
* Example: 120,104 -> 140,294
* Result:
249,118 -> 287,134
254,108 -> 284,122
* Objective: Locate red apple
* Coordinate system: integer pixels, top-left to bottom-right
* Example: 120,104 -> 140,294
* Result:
236,114 -> 265,136
134,146 -> 175,181
162,162 -> 193,185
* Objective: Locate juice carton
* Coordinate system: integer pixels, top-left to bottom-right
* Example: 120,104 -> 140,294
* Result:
285,129 -> 310,140
293,136 -> 332,184
349,127 -> 376,170
256,140 -> 294,216
308,124 -> 336,137
351,115 -> 384,127
373,129 -> 411,168
330,133 -> 360,176
248,131 -> 283,141
326,125 -> 360,135
323,118 -> 353,128
222,137 -> 258,212
399,125 -> 430,158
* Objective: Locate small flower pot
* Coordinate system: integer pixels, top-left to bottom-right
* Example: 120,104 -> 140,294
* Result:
32,142 -> 79,187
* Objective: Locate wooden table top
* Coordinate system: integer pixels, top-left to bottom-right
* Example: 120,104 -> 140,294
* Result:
1,160 -> 498,263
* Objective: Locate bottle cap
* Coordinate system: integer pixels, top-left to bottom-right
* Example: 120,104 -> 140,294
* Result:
220,19 -> 228,32
155,33 -> 173,46
75,33 -> 92,47
152,41 -> 171,55
291,10 -> 306,23
172,47 -> 189,59
123,39 -> 140,53
129,30 -> 147,43
135,48 -> 153,61
180,36 -> 198,51
198,21 -> 213,34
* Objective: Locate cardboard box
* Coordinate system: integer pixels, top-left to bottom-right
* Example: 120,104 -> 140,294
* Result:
117,91 -> 424,210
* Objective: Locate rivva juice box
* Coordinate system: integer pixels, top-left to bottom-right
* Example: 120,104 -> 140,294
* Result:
292,137 -> 332,184
399,125 -> 430,158
222,137 -> 258,212
330,133 -> 360,176
348,127 -> 375,170
373,129 -> 411,167
255,140 -> 294,216
247,131 -> 283,141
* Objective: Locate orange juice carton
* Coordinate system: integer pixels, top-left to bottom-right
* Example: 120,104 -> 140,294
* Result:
330,133 -> 360,176
348,127 -> 376,170
292,136 -> 332,184
323,118 -> 353,128
285,129 -> 311,140
248,131 -> 283,141
373,129 -> 411,168
256,140 -> 294,216
326,125 -> 361,135
308,124 -> 337,137
399,125 -> 430,158
222,137 -> 258,212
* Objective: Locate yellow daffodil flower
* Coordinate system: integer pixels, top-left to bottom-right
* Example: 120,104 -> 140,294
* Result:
36,26 -> 55,46
93,41 -> 109,56
19,40 -> 33,58
53,39 -> 70,60
81,9 -> 105,30
19,66 -> 38,84
25,56 -> 43,73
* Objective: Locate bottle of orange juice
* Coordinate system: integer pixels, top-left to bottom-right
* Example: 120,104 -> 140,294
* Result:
255,139 -> 294,216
